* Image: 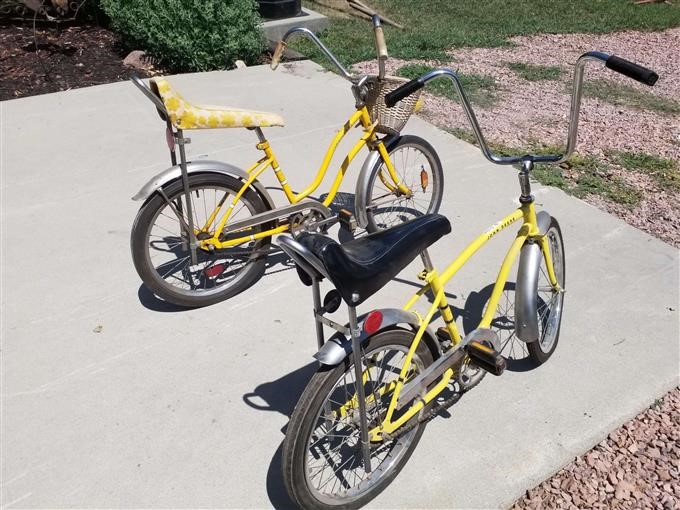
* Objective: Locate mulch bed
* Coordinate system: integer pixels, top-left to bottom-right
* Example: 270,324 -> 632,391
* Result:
0,21 -> 159,101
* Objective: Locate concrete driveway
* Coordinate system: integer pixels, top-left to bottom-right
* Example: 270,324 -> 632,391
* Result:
1,61 -> 678,508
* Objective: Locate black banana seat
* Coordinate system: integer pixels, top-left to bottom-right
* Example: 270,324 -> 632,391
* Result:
297,214 -> 451,306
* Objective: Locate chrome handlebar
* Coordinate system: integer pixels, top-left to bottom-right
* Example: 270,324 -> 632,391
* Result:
130,74 -> 168,116
272,27 -> 353,80
385,51 -> 659,166
271,17 -> 389,83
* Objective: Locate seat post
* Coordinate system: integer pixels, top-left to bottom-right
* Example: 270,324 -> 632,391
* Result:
176,128 -> 198,265
420,249 -> 434,272
253,127 -> 267,143
312,277 -> 325,350
348,300 -> 373,473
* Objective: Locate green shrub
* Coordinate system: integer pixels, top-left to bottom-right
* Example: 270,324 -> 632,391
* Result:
101,0 -> 265,72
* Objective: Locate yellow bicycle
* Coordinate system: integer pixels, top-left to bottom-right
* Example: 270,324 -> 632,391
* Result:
275,51 -> 658,508
129,17 -> 443,307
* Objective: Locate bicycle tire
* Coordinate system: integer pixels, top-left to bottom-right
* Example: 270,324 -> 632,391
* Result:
526,217 -> 565,363
282,328 -> 434,509
130,173 -> 271,307
363,135 -> 444,233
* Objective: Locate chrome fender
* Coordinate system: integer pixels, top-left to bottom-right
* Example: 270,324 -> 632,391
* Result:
515,211 -> 552,342
132,159 -> 276,210
314,308 -> 440,366
354,135 -> 400,229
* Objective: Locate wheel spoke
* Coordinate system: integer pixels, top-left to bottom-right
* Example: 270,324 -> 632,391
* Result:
366,140 -> 440,232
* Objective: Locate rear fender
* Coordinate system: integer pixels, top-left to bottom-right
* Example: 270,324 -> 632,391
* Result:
132,159 -> 276,210
314,308 -> 440,366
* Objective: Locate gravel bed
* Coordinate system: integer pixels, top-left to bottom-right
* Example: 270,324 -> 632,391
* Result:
354,28 -> 680,159
353,29 -> 680,246
511,387 -> 680,510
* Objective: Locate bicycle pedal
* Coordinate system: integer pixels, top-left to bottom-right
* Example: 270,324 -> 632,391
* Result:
465,341 -> 506,376
338,208 -> 357,233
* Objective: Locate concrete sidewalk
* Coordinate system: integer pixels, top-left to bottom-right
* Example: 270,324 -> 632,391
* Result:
1,61 -> 678,509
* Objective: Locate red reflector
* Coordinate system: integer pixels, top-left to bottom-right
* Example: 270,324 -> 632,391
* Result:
166,127 -> 175,151
204,264 -> 224,278
363,311 -> 383,334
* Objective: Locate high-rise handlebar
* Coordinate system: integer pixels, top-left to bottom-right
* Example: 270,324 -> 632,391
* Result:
270,17 -> 390,83
270,27 -> 353,79
384,52 -> 659,166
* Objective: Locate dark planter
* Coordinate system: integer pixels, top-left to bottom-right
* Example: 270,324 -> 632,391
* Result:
258,0 -> 301,20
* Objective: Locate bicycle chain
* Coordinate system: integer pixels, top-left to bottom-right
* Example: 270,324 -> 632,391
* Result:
381,387 -> 467,443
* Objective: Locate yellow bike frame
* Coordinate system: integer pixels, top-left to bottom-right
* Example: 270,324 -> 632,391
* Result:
195,107 -> 411,251
358,201 -> 562,440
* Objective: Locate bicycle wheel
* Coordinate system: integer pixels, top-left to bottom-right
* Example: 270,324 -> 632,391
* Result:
283,328 -> 434,509
363,135 -> 444,233
526,217 -> 565,364
130,173 -> 271,307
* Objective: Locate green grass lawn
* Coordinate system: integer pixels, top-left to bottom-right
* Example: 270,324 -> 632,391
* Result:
445,129 -> 645,207
607,150 -> 680,192
506,62 -> 564,82
299,0 -> 680,66
580,79 -> 680,115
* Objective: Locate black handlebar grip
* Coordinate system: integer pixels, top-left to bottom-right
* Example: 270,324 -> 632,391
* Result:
385,78 -> 425,107
605,55 -> 658,86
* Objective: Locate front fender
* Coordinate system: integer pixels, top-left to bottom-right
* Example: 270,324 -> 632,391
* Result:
515,211 -> 552,342
354,135 -> 400,228
314,308 -> 440,366
132,159 -> 276,210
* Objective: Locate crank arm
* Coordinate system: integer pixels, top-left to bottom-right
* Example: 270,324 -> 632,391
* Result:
220,199 -> 332,235
304,216 -> 339,232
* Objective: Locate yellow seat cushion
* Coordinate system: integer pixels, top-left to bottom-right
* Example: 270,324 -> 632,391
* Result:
152,78 -> 285,130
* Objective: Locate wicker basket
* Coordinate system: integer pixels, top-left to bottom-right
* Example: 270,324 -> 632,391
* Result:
364,75 -> 421,135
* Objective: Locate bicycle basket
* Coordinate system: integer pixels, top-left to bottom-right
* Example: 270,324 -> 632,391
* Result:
364,75 -> 421,135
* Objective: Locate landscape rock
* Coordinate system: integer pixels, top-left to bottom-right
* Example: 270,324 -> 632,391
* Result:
512,388 -> 680,510
123,50 -> 150,71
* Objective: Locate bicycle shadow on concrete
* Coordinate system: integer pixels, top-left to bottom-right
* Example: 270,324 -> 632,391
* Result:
242,361 -> 319,509
244,356 -> 470,508
137,250 -> 296,312
320,191 -> 429,244
243,280 -> 540,507
463,281 -> 539,372
391,277 -> 538,373
242,359 -> 465,508
240,276 -> 491,507
319,191 -> 361,243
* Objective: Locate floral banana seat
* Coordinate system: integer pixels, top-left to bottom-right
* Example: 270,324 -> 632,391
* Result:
151,78 -> 285,130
